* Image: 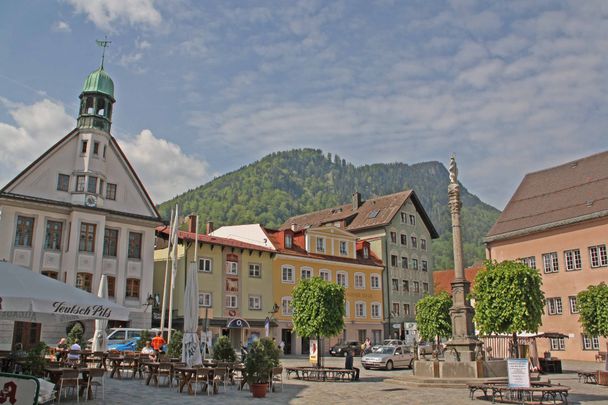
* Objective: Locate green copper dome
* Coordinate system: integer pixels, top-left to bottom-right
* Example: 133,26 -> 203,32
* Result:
82,67 -> 114,98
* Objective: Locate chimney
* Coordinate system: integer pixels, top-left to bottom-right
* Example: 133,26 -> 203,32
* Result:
352,192 -> 362,210
291,224 -> 297,232
187,214 -> 197,233
206,221 -> 214,234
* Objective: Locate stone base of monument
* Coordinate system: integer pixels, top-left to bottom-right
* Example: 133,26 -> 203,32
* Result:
413,359 -> 507,379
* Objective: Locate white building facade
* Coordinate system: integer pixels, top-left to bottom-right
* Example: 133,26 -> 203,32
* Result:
0,64 -> 161,350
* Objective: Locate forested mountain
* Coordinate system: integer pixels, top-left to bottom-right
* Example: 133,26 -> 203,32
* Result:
158,149 -> 500,269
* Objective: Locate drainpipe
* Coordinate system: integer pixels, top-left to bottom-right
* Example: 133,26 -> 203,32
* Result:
384,238 -> 391,339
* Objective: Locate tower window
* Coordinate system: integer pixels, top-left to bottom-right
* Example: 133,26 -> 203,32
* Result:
81,140 -> 88,154
103,145 -> 107,158
85,97 -> 94,114
76,175 -> 85,192
93,142 -> 99,155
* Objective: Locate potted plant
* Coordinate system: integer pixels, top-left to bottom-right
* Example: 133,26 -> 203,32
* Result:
212,335 -> 236,362
244,338 -> 280,398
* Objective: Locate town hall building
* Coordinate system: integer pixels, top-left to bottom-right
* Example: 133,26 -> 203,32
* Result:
0,61 -> 162,350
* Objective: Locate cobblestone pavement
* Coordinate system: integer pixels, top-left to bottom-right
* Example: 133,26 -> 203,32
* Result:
53,356 -> 608,404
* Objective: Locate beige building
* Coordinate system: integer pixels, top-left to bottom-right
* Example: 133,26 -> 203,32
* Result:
154,219 -> 275,350
485,151 -> 608,361
281,191 -> 438,341
0,64 -> 161,350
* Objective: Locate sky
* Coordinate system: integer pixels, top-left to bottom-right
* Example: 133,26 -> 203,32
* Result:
0,0 -> 607,209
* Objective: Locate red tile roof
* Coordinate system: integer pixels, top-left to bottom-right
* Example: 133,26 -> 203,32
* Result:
433,264 -> 484,293
486,150 -> 608,241
156,226 -> 275,253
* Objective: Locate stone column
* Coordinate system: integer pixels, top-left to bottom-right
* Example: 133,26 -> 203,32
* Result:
445,155 -> 478,362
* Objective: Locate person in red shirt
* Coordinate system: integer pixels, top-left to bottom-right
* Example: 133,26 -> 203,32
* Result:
151,332 -> 166,353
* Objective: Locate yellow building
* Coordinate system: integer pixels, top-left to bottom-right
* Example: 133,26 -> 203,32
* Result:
153,218 -> 275,350
265,226 -> 384,355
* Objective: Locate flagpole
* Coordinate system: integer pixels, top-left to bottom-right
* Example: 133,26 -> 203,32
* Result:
167,205 -> 179,346
159,208 -> 174,335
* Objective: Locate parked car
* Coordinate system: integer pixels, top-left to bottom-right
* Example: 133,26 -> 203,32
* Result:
372,339 -> 405,352
417,340 -> 435,356
329,341 -> 362,357
361,345 -> 415,370
108,337 -> 140,352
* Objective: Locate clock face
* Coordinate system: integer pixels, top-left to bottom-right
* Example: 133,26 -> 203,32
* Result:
85,195 -> 97,207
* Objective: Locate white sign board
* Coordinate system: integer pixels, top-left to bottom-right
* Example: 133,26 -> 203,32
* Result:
507,358 -> 530,388
0,373 -> 39,404
309,339 -> 318,365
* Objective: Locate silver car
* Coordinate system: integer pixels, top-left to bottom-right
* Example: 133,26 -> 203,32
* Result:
361,345 -> 415,370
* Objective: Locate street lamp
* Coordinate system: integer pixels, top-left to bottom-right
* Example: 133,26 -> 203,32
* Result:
143,294 -> 155,311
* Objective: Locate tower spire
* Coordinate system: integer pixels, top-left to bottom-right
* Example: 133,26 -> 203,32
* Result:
95,37 -> 111,69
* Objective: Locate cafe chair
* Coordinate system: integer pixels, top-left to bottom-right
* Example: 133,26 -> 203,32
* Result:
271,366 -> 283,392
57,368 -> 79,403
213,366 -> 229,393
194,366 -> 213,396
157,362 -> 174,388
85,368 -> 105,401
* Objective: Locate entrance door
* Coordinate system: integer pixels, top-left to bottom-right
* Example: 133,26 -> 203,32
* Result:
12,321 -> 41,351
281,329 -> 292,355
301,337 -> 310,355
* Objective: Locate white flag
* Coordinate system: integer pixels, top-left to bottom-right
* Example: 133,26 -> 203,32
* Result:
170,205 -> 179,288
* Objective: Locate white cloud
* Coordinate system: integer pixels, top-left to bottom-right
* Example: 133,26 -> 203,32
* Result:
66,0 -> 161,31
0,99 -> 74,186
52,21 -> 71,32
117,130 -> 211,202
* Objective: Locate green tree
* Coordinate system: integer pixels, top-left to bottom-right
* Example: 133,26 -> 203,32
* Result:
415,291 -> 452,342
292,277 -> 345,367
213,335 -> 236,362
472,260 -> 544,357
577,282 -> 608,370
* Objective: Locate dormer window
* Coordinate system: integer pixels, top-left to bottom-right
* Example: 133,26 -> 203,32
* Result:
285,234 -> 293,249
363,245 -> 369,259
339,241 -> 348,255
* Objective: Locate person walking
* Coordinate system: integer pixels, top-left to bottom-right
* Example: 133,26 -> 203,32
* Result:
151,331 -> 166,353
345,349 -> 360,381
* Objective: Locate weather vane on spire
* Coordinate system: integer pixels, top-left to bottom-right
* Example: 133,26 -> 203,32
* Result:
95,36 -> 111,69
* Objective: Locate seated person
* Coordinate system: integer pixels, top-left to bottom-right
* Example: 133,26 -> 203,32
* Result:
141,341 -> 157,361
55,337 -> 68,361
345,349 -> 360,381
67,340 -> 81,363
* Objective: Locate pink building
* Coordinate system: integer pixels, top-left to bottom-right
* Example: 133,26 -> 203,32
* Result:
485,151 -> 608,361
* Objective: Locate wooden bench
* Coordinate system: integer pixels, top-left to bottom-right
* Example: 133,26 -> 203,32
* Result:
285,366 -> 356,382
468,382 -> 570,404
577,370 -> 597,384
596,352 -> 607,362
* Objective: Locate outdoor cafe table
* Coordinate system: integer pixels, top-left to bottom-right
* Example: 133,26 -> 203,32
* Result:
44,367 -> 94,400
109,356 -> 125,379
142,361 -> 160,386
173,366 -> 198,395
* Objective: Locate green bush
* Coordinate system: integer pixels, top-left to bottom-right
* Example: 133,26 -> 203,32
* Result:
136,330 -> 150,352
245,337 -> 280,384
212,335 -> 236,362
167,330 -> 183,358
67,322 -> 84,345
24,342 -> 49,377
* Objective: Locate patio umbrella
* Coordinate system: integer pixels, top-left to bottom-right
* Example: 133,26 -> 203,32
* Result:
92,274 -> 109,352
181,263 -> 202,367
0,261 -> 129,322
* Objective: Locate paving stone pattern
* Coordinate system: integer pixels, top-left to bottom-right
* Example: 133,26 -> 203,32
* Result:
55,357 -> 608,404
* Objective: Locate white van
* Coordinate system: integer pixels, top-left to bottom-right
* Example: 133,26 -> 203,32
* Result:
88,328 -> 160,347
